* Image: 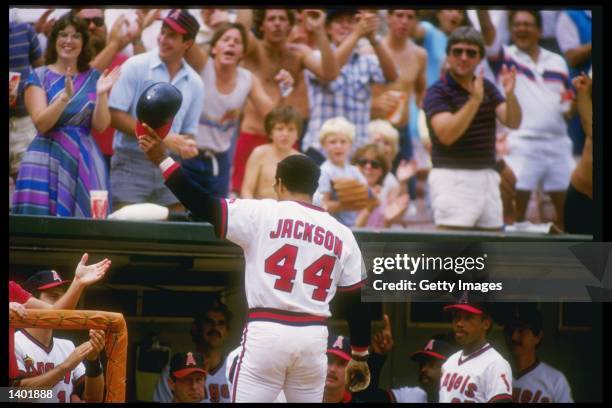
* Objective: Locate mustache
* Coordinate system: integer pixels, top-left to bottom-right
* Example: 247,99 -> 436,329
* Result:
206,329 -> 222,337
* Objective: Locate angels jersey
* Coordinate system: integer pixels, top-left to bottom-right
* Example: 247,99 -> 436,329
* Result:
221,198 -> 366,316
513,361 -> 573,403
14,329 -> 86,403
439,343 -> 513,403
153,358 -> 231,403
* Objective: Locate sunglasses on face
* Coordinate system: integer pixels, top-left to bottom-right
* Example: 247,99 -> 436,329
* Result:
450,47 -> 479,59
82,17 -> 105,27
357,158 -> 382,169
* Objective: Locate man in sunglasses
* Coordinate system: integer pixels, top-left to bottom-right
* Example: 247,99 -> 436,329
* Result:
423,26 -> 521,231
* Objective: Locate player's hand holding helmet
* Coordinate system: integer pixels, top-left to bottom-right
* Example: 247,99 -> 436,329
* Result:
333,178 -> 378,211
135,82 -> 183,140
138,123 -> 168,166
345,353 -> 371,392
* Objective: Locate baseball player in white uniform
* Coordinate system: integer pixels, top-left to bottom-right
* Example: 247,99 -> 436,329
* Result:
504,305 -> 573,402
439,296 -> 513,403
139,128 -> 372,402
14,270 -> 106,403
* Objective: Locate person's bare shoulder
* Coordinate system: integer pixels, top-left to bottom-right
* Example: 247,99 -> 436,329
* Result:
251,143 -> 274,159
413,43 -> 428,63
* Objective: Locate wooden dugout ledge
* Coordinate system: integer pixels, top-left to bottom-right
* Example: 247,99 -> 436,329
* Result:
10,309 -> 127,403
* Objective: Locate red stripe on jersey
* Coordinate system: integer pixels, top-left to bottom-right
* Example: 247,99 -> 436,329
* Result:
248,308 -> 326,324
231,325 -> 248,402
220,199 -> 228,239
489,393 -> 513,403
458,344 -> 492,365
387,389 -> 396,403
337,279 -> 367,292
162,162 -> 181,180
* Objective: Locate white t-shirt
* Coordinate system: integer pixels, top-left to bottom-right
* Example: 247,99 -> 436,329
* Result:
390,385 -> 427,403
222,198 -> 366,316
14,330 -> 86,403
439,343 -> 513,403
513,361 -> 573,403
196,58 -> 252,152
486,40 -> 573,139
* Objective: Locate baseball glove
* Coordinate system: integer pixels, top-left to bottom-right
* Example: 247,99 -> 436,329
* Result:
333,178 -> 378,211
345,356 -> 371,392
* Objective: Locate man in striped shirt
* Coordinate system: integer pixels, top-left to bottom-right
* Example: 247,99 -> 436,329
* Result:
423,26 -> 521,231
9,19 -> 44,181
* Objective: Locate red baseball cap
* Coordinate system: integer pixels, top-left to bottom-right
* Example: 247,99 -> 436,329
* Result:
443,291 -> 489,315
163,9 -> 200,38
24,270 -> 71,292
170,351 -> 207,379
327,335 -> 352,362
410,337 -> 455,362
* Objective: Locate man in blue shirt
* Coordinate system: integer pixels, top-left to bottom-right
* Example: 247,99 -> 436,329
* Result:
9,19 -> 44,181
109,9 -> 204,211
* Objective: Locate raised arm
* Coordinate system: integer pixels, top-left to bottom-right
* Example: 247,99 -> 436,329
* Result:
429,71 -> 484,146
495,64 -> 522,129
25,69 -> 73,134
301,10 -> 338,82
138,124 -> 224,236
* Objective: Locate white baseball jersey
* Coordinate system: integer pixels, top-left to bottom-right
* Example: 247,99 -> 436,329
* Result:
513,361 -> 573,403
390,386 -> 428,403
153,357 -> 231,403
14,329 -> 86,403
221,198 -> 366,316
439,343 -> 513,403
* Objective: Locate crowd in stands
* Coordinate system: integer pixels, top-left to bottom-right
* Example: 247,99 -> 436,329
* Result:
9,8 -> 593,234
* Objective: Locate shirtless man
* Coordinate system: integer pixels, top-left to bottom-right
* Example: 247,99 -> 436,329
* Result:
241,106 -> 302,199
371,9 -> 427,166
232,9 -> 337,194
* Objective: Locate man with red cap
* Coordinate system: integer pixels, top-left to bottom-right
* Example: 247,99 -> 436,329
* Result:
109,9 -> 204,212
14,269 -> 106,402
439,292 -> 513,403
390,334 -> 457,402
8,253 -> 110,387
168,351 -> 207,403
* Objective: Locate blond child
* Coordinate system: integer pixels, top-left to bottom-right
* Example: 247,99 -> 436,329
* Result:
316,117 -> 374,227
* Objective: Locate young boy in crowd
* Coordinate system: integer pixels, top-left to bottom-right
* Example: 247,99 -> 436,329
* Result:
241,106 -> 303,199
316,117 -> 375,227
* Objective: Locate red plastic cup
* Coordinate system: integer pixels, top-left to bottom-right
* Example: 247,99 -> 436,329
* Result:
90,190 -> 109,219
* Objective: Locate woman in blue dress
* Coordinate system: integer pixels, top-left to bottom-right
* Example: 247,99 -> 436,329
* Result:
12,14 -> 120,217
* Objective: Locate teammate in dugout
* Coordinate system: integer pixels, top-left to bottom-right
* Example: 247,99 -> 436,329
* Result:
439,294 -> 514,403
167,351 -> 208,403
15,270 -> 106,403
154,301 -> 233,403
503,305 -> 573,403
138,123 -> 372,402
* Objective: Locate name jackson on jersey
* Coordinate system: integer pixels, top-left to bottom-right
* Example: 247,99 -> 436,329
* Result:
269,218 -> 343,259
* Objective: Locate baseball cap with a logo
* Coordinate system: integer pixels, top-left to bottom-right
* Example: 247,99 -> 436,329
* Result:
163,9 -> 200,39
24,270 -> 71,292
327,335 -> 352,362
170,351 -> 207,379
410,337 -> 455,363
443,291 -> 490,315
